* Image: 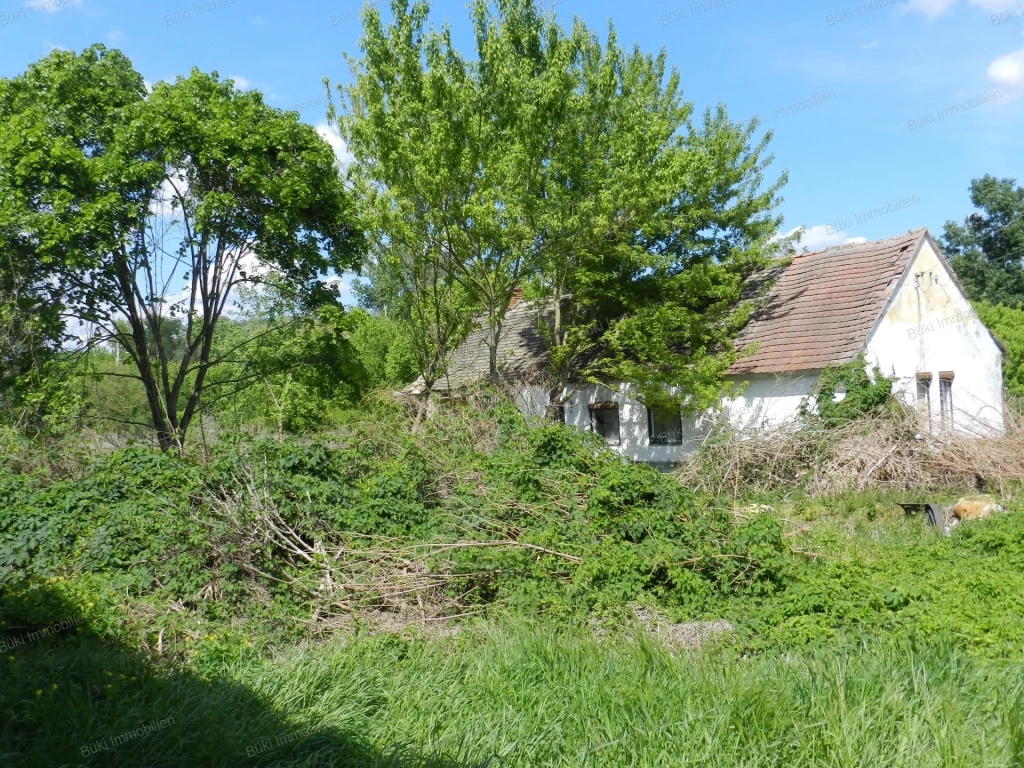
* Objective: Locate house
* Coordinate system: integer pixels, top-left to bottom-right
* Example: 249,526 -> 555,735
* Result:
423,228 -> 1005,463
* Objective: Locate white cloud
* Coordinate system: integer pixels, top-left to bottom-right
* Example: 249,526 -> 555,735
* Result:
988,48 -> 1024,88
228,75 -> 251,90
861,40 -> 881,50
780,225 -> 867,253
315,122 -> 355,166
107,28 -> 124,42
150,171 -> 190,219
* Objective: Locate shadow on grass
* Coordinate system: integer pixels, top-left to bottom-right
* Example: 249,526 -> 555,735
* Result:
0,582 -> 483,768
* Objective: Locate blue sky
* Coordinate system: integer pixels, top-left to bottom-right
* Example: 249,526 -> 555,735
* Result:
1,0 -> 1023,256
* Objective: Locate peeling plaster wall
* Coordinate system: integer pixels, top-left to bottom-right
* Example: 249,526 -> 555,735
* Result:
864,239 -> 1004,434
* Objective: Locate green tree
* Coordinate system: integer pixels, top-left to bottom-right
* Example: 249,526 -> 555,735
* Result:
338,0 -> 784,412
0,46 -> 362,450
0,283 -> 63,428
348,308 -> 419,389
336,0 -> 577,386
528,26 -> 783,413
352,235 -> 474,396
973,302 -> 1024,398
942,175 -> 1024,308
208,302 -> 369,434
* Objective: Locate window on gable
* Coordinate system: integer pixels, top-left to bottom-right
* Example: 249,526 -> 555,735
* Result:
916,373 -> 932,424
939,372 -> 954,430
589,403 -> 620,445
647,407 -> 682,445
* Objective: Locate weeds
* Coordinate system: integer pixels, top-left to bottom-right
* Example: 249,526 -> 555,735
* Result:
0,403 -> 787,646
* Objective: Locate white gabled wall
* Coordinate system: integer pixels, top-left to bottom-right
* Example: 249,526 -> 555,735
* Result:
863,237 -> 1004,434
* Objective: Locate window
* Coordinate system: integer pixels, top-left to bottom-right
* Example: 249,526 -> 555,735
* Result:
548,404 -> 566,424
647,407 -> 683,445
916,373 -> 932,423
589,403 -> 620,445
939,372 -> 954,430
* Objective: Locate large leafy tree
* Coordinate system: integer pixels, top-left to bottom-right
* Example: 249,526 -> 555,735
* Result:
0,253 -> 65,425
0,46 -> 362,450
336,0 -> 577,388
973,302 -> 1024,399
529,26 -> 783,412
338,0 -> 784,410
943,175 -> 1024,309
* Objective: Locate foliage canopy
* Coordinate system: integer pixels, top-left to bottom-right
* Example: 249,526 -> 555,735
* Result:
337,0 -> 784,409
942,175 -> 1024,309
0,45 -> 363,448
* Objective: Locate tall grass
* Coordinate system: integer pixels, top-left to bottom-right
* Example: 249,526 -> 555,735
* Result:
7,622 -> 1022,766
258,625 -> 1022,768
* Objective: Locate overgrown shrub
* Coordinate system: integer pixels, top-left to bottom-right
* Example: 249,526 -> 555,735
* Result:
0,401 -> 789,639
799,360 -> 899,428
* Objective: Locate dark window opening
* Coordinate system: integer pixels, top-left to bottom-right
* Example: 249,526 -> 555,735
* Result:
548,404 -> 566,424
940,372 -> 954,430
647,407 -> 683,445
589,403 -> 620,445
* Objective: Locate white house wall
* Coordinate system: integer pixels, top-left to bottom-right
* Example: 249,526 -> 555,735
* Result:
719,373 -> 819,431
559,383 -> 711,464
511,375 -> 820,463
863,238 -> 1004,434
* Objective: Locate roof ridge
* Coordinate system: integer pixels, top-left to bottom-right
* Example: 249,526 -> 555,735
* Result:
800,227 -> 926,259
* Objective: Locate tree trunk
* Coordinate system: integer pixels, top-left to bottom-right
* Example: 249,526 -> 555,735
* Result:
487,315 -> 502,383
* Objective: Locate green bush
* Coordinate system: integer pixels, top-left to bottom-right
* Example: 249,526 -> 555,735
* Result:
974,301 -> 1024,397
799,359 -> 899,428
0,403 -> 790,640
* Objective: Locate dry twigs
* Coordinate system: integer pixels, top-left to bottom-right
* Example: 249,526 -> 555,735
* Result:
678,406 -> 1024,499
199,467 -> 582,629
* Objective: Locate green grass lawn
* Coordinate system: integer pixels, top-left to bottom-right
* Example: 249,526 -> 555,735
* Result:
4,621 -> 1024,767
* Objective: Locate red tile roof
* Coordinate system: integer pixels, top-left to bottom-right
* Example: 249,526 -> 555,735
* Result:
729,229 -> 926,375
